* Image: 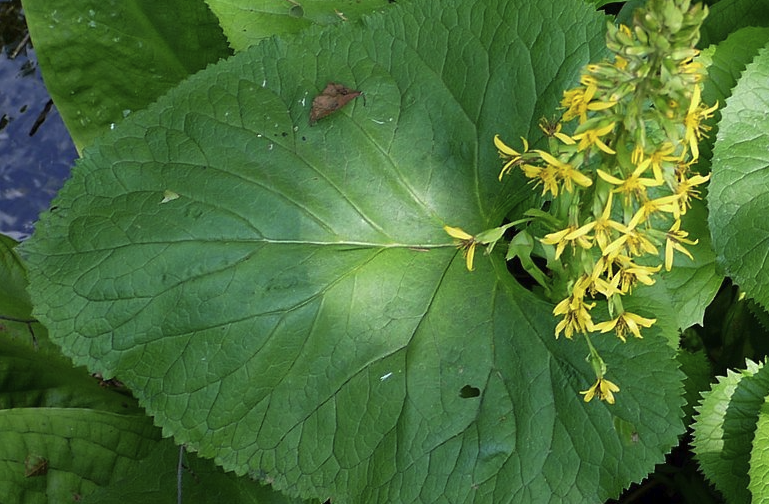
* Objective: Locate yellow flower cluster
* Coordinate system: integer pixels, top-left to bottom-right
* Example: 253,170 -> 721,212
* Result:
492,0 -> 714,402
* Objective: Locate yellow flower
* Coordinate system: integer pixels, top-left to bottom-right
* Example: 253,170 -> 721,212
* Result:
561,84 -> 595,123
589,272 -> 623,298
664,219 -> 698,271
580,377 -> 620,404
494,135 -> 529,180
561,79 -> 617,123
553,276 -> 595,339
614,55 -> 629,71
683,85 -> 718,161
647,143 -> 679,182
538,118 -> 576,145
627,194 -> 681,227
597,163 -> 664,206
674,172 -> 710,216
679,56 -> 705,81
618,23 -> 632,38
594,255 -> 660,294
593,311 -> 656,342
535,150 -> 593,194
602,225 -> 658,259
553,297 -> 595,339
617,259 -> 660,292
520,163 -> 561,197
572,122 -> 617,154
541,225 -> 593,260
444,225 -> 477,271
568,193 -> 628,253
562,221 -> 596,248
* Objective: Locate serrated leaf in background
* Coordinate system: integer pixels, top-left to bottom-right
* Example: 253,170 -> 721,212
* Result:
22,0 -> 687,502
696,26 -> 769,173
0,408 -> 161,503
693,360 -> 769,504
83,442 -> 311,504
749,396 -> 769,503
701,27 -> 769,104
699,0 -> 769,48
21,0 -> 232,151
678,348 -> 713,423
708,44 -> 769,312
206,0 -> 396,52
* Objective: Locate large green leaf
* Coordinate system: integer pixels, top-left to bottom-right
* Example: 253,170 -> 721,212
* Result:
206,0 -> 396,51
708,44 -> 769,311
21,0 -> 232,151
23,0 -> 686,502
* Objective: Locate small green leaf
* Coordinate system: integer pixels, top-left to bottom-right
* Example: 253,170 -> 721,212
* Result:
708,45 -> 769,311
506,230 -> 550,292
616,0 -> 646,26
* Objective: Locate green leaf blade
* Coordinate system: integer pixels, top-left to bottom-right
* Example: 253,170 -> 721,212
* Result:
23,0 -> 685,502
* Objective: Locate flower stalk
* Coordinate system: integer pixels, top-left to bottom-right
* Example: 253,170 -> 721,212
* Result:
490,0 -> 715,403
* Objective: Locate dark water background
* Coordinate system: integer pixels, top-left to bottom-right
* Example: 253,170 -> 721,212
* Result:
0,0 -> 77,241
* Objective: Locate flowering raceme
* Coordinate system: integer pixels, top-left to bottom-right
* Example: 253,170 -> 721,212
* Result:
447,0 -> 715,404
